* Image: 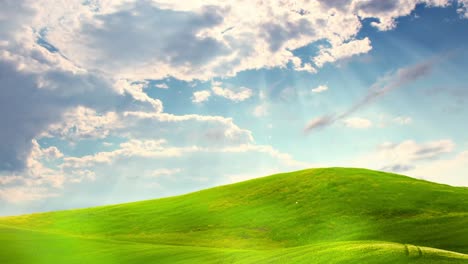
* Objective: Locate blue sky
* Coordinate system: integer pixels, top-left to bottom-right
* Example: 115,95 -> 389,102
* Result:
1,0 -> 468,215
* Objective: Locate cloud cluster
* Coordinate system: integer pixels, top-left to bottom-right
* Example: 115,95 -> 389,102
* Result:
379,139 -> 455,162
348,138 -> 468,186
17,0 -> 456,81
313,38 -> 372,67
0,59 -> 121,171
350,139 -> 455,174
192,82 -> 253,104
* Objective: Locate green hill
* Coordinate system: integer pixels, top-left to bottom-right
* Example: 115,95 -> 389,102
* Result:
1,168 -> 468,263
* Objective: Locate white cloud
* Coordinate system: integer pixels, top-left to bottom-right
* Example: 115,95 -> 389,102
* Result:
343,117 -> 373,129
1,0 -> 466,209
406,150 -> 468,186
378,139 -> 455,161
211,83 -> 253,102
376,115 -> 413,127
349,139 -> 456,178
353,0 -> 451,30
192,90 -> 211,104
61,139 -> 183,169
61,139 -> 307,170
313,38 -> 372,68
44,106 -> 121,140
393,116 -> 413,125
0,57 -> 120,171
0,186 -> 59,203
0,139 -> 95,203
311,85 -> 329,93
15,0 -> 452,81
0,0 -> 455,92
120,111 -> 255,148
24,140 -> 66,188
0,176 -> 24,185
41,146 -> 64,160
253,104 -> 269,117
458,0 -> 468,18
114,79 -> 163,112
155,83 -> 169,89
68,170 -> 96,183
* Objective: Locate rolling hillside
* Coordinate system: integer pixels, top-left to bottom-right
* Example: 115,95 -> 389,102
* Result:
1,168 -> 468,263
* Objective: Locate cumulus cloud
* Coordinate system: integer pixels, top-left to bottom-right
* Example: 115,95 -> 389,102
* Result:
406,150 -> 468,186
60,139 -> 308,173
347,138 -> 468,186
378,139 -> 455,161
61,139 -> 183,169
192,90 -> 211,104
155,83 -> 169,89
0,0 -> 34,42
41,146 -> 64,160
349,139 -> 455,176
313,38 -> 372,67
44,106 -> 121,140
343,117 -> 373,128
114,79 -> 163,112
74,2 -> 229,79
354,0 -> 451,30
311,85 -> 329,93
121,112 -> 255,147
44,107 -> 255,149
0,59 -> 122,171
0,139 -> 95,204
0,0 -> 466,209
211,82 -> 253,102
22,0 -> 454,81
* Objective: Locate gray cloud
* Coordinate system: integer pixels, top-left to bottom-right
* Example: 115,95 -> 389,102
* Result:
357,0 -> 398,14
0,59 -> 122,172
304,58 -> 438,134
261,19 -> 314,52
0,0 -> 33,41
414,146 -> 452,160
316,0 -> 352,9
340,59 -> 435,119
376,139 -> 454,175
304,115 -> 336,133
79,1 -> 229,71
379,139 -> 454,160
381,164 -> 415,173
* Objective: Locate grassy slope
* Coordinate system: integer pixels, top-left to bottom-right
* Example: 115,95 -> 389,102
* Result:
1,168 -> 468,263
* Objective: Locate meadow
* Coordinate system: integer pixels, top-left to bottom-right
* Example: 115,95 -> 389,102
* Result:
1,168 -> 467,263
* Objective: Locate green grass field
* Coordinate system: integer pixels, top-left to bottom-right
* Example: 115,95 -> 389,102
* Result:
1,168 -> 467,263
